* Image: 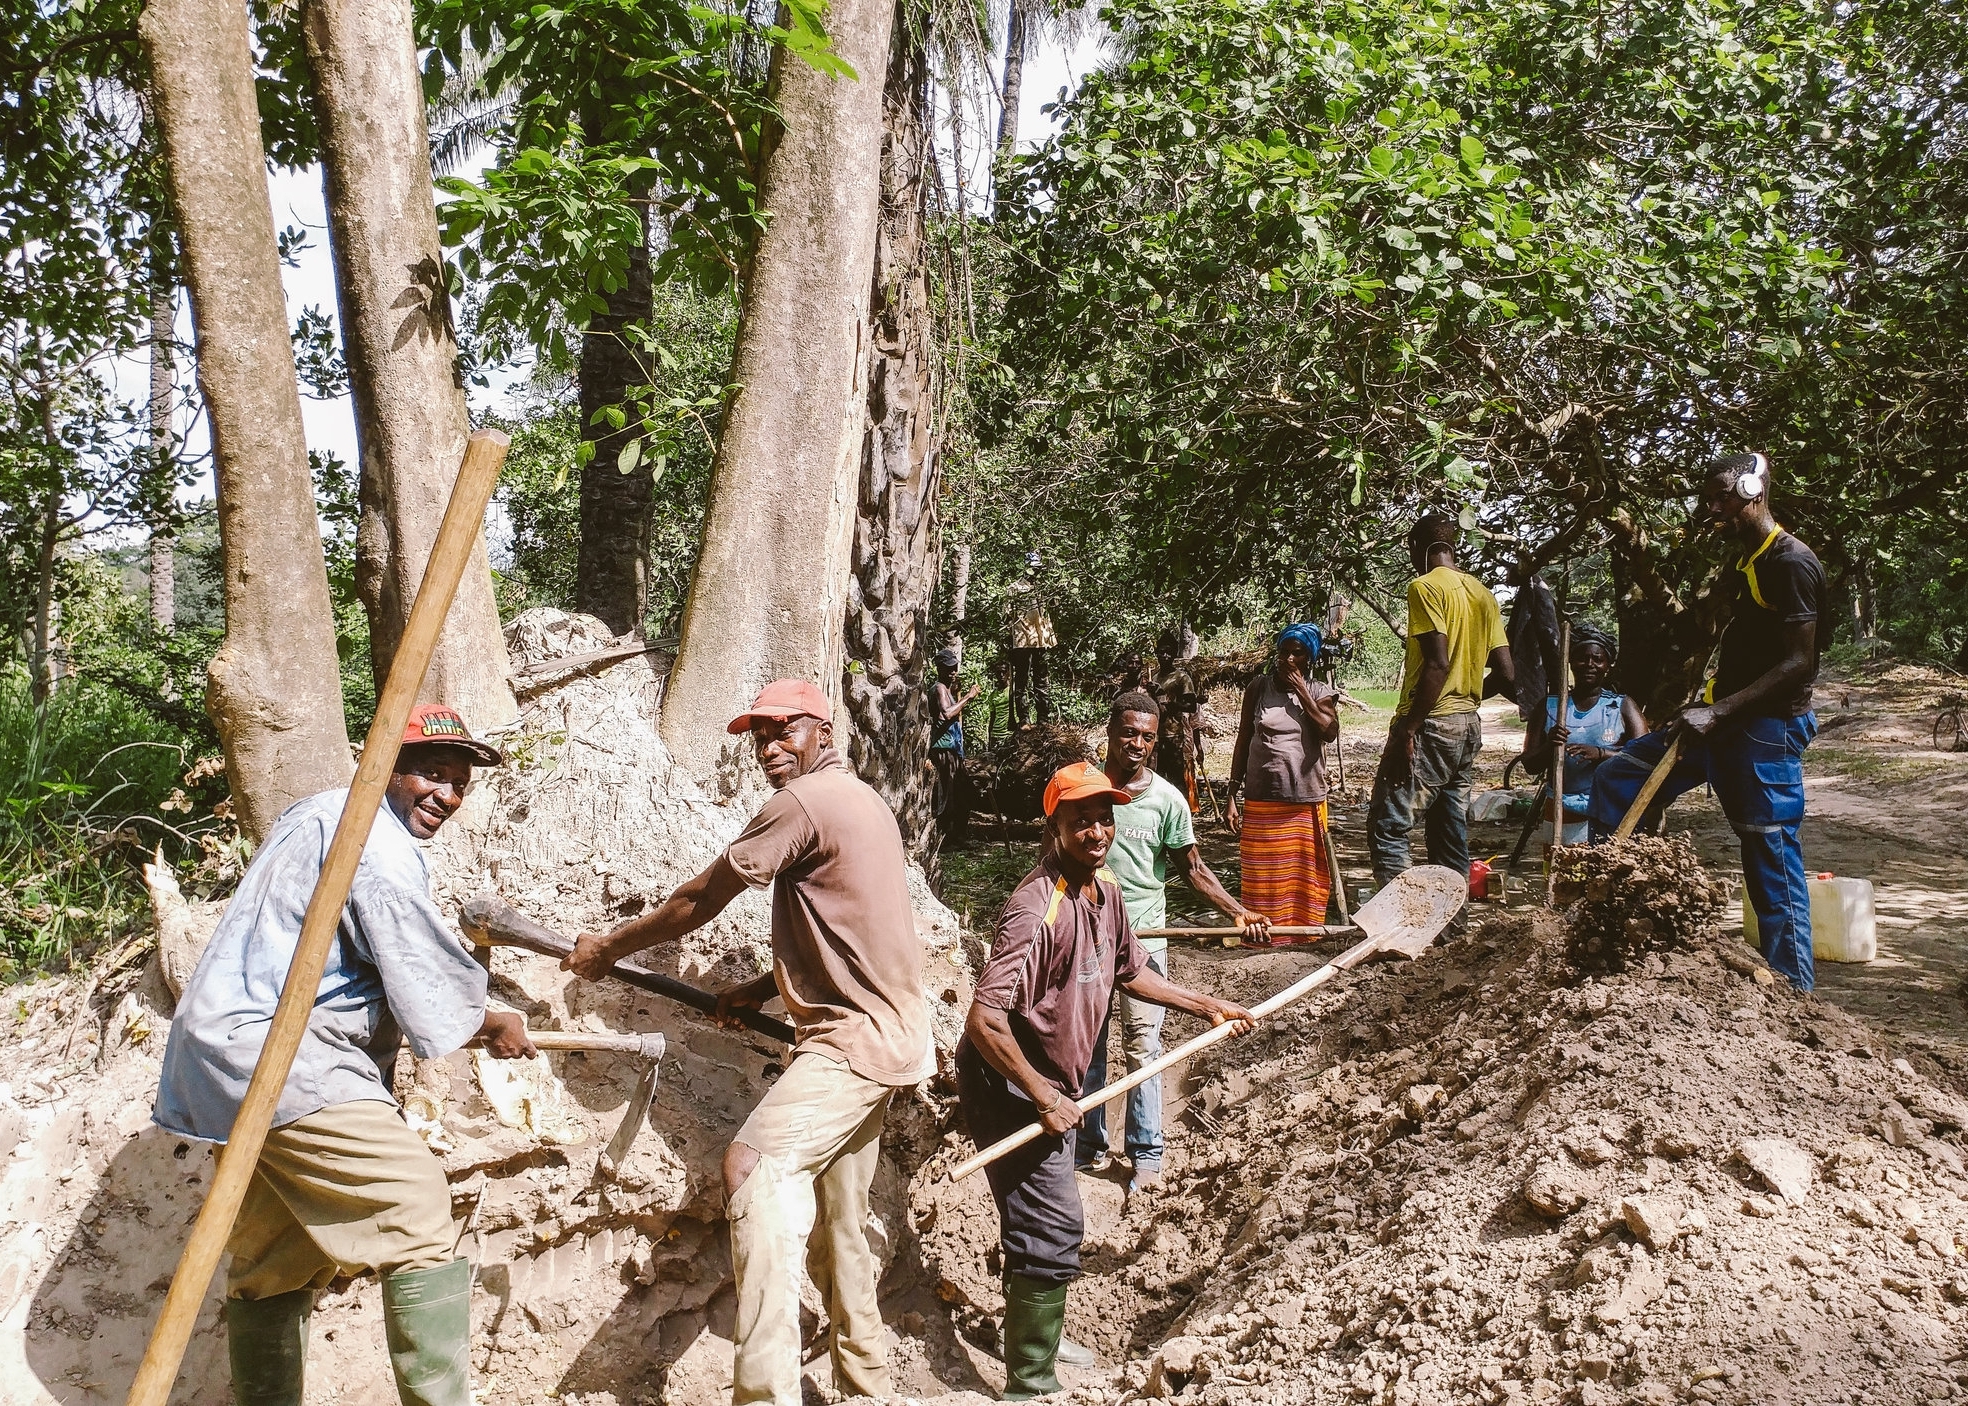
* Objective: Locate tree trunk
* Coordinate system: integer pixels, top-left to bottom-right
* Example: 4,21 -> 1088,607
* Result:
841,10 -> 942,858
139,0 -> 355,840
575,198 -> 657,636
148,270 -> 176,632
302,0 -> 516,732
661,0 -> 899,783
30,485 -> 58,705
996,0 -> 1030,156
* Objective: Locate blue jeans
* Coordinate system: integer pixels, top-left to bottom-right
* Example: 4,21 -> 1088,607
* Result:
1367,711 -> 1484,885
1077,948 -> 1166,1168
1586,714 -> 1818,990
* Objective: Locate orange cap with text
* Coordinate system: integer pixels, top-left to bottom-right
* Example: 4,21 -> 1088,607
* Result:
399,703 -> 503,765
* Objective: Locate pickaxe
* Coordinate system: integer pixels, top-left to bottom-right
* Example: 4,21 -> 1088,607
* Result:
460,895 -> 795,1044
519,1027 -> 669,1176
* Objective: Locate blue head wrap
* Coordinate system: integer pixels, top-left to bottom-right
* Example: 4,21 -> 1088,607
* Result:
1277,622 -> 1323,663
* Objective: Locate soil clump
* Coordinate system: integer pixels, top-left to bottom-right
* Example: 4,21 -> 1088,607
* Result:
911,881 -> 1968,1404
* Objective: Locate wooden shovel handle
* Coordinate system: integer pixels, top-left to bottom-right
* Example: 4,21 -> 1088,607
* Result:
460,895 -> 796,1045
1612,732 -> 1683,841
125,430 -> 511,1406
949,925 -> 1387,1182
1134,924 -> 1353,940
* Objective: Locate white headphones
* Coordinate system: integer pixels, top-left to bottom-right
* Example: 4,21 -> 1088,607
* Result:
1735,452 -> 1768,501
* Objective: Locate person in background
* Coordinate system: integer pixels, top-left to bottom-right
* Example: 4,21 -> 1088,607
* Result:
1078,692 -> 1270,1191
1366,515 -> 1514,884
1150,627 -> 1204,812
1007,552 -> 1056,727
154,705 -> 533,1406
956,762 -> 1253,1400
930,647 -> 980,841
1227,624 -> 1342,932
1522,623 -> 1646,844
1587,452 -> 1823,990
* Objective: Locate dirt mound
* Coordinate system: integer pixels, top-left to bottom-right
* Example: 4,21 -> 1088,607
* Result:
0,608 -> 968,1406
911,902 -> 1968,1404
980,724 -> 1097,820
1553,837 -> 1728,973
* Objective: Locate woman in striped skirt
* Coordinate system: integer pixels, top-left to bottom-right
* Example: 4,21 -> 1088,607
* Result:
1227,624 -> 1342,936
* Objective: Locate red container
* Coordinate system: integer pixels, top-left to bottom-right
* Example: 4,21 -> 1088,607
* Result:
1468,858 -> 1494,901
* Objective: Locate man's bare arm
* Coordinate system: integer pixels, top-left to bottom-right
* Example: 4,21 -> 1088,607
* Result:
964,1003 -> 1079,1136
564,854 -> 750,978
1117,964 -> 1255,1030
1682,619 -> 1816,734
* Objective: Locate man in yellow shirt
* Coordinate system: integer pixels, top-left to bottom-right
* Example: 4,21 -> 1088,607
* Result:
1367,514 -> 1514,885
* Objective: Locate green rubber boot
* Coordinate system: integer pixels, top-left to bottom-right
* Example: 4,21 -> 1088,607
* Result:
381,1258 -> 473,1406
1001,1272 -> 1067,1401
225,1289 -> 312,1406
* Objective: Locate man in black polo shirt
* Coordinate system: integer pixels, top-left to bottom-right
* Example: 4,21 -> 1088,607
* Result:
1587,452 -> 1824,989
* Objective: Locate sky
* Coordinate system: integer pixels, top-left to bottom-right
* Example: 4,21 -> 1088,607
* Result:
118,29 -> 1104,517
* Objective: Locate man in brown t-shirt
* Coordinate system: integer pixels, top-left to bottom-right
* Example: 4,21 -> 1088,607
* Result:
565,678 -> 930,1406
956,761 -> 1251,1400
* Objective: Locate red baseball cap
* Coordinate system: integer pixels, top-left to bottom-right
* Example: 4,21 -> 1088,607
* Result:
399,703 -> 503,765
1043,761 -> 1132,816
727,678 -> 833,735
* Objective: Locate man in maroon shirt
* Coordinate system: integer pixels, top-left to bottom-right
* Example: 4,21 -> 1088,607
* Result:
956,761 -> 1252,1399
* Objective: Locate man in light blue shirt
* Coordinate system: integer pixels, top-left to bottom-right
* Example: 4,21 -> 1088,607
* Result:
1080,691 -> 1270,1191
156,704 -> 533,1406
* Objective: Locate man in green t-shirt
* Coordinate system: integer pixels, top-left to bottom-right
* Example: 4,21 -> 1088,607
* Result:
1367,513 -> 1515,885
1079,690 -> 1270,1191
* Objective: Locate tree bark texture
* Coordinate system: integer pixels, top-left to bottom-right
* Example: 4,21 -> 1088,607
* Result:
996,0 -> 1030,155
148,274 -> 176,631
661,0 -> 898,783
139,0 -> 355,841
575,199 -> 657,636
841,13 -> 942,857
302,0 -> 516,732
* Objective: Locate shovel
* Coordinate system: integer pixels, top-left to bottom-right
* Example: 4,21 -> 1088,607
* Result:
1135,924 -> 1353,946
460,895 -> 796,1044
948,864 -> 1467,1181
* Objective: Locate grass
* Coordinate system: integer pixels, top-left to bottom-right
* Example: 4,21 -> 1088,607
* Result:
0,667 -> 218,978
1807,745 -> 1957,789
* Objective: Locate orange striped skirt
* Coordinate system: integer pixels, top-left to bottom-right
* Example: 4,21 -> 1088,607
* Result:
1239,799 -> 1333,935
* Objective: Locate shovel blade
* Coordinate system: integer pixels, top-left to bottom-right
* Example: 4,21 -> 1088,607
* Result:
1353,865 -> 1466,959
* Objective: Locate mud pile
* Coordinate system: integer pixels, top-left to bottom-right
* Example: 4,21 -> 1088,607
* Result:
979,724 -> 1096,820
914,874 -> 1968,1405
0,608 -> 968,1406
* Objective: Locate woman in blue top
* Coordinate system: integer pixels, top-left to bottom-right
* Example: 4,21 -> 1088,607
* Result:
1523,623 -> 1645,843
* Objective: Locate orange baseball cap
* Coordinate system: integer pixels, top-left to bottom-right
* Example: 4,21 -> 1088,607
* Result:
1043,761 -> 1132,816
399,703 -> 503,765
727,678 -> 833,734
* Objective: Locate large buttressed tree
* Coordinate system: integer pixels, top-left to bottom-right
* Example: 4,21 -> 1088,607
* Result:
841,1 -> 941,853
302,0 -> 516,732
140,0 -> 355,839
658,0 -> 899,781
991,0 -> 1968,712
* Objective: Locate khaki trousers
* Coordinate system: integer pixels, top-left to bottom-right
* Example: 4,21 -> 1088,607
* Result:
728,1053 -> 895,1406
226,1098 -> 457,1301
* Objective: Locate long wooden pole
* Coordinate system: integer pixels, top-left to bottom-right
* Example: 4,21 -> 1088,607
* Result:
123,428 -> 510,1406
951,923 -> 1385,1182
1546,619 -> 1571,904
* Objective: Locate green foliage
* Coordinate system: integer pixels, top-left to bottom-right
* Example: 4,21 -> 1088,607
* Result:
313,451 -> 378,733
491,408 -> 583,616
978,0 -> 1968,705
424,0 -> 844,363
491,281 -> 735,634
0,666 -> 220,976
